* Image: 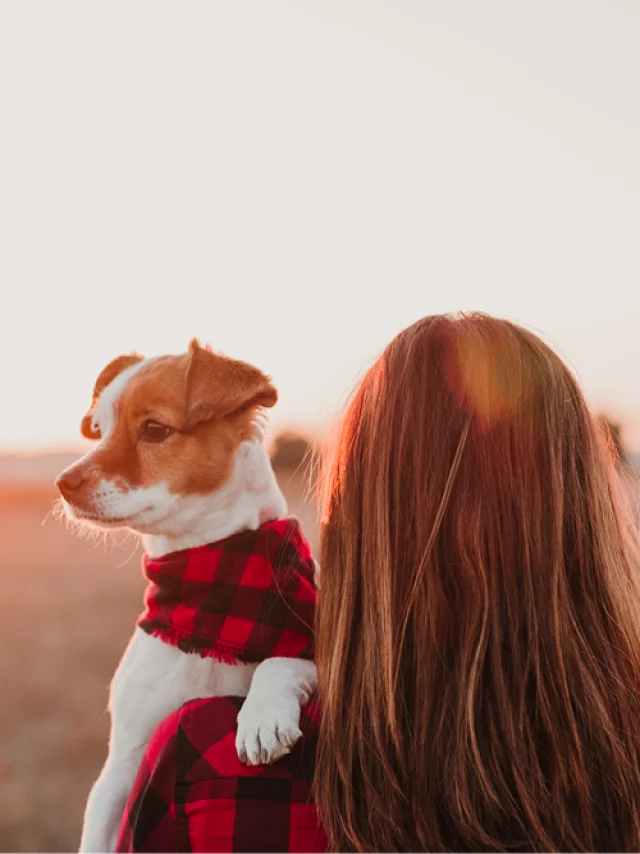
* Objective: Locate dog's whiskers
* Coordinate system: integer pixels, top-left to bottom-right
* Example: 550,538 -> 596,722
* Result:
42,498 -> 65,527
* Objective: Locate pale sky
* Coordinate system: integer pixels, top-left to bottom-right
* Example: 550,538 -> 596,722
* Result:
1,1 -> 639,451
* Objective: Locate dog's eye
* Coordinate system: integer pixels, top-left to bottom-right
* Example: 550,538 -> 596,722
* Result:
139,420 -> 173,443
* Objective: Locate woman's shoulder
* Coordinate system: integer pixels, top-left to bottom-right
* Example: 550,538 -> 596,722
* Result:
170,694 -> 320,781
117,696 -> 325,853
166,696 -> 324,852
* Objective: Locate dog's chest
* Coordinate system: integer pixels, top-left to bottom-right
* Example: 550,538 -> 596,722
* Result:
110,628 -> 258,724
179,645 -> 258,698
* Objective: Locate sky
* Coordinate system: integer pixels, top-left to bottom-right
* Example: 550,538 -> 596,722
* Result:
0,1 -> 639,451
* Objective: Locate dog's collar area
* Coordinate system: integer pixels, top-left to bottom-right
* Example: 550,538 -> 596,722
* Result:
137,517 -> 317,664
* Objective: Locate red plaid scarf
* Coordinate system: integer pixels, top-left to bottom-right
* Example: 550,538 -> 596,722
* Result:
138,518 -> 316,664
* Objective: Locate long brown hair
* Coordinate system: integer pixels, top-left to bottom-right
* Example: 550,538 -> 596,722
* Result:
315,313 -> 640,851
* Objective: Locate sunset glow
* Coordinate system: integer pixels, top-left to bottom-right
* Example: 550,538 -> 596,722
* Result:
1,2 -> 638,452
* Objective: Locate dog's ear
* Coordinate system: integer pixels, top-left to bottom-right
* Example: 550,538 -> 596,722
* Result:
81,353 -> 144,439
185,339 -> 277,429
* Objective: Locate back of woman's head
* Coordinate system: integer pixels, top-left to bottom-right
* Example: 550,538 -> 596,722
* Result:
316,313 -> 640,852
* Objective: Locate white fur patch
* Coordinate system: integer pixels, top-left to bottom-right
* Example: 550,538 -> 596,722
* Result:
92,358 -> 155,440
236,657 -> 317,765
84,479 -> 179,528
141,441 -> 287,556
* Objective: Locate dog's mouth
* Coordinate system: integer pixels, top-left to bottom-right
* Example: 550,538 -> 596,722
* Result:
67,505 -> 155,526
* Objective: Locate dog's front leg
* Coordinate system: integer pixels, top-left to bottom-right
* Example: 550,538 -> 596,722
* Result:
79,629 -> 196,853
79,738 -> 145,854
236,657 -> 318,765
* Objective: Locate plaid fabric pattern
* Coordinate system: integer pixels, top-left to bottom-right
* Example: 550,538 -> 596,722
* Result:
138,518 -> 316,663
115,696 -> 327,853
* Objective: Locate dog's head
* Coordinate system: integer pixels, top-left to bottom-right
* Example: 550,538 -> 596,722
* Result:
55,340 -> 277,532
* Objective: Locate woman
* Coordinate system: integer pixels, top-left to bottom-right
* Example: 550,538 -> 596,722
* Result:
117,313 -> 640,852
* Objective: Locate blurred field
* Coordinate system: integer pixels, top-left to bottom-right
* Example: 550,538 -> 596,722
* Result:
0,456 -> 318,853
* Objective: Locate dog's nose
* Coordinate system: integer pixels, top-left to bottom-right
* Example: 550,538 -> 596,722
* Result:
56,467 -> 86,499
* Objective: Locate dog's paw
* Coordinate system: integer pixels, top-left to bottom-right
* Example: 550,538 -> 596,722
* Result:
236,691 -> 302,766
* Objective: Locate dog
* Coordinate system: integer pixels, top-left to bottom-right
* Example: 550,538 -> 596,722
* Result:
55,340 -> 318,853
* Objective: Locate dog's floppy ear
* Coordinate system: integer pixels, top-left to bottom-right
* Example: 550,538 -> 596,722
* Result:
185,339 -> 277,429
81,353 -> 144,439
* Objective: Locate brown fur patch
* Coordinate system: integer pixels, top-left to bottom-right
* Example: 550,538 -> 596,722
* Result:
185,339 -> 277,428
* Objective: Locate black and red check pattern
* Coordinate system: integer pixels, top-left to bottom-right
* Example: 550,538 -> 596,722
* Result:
115,696 -> 327,853
138,518 -> 316,663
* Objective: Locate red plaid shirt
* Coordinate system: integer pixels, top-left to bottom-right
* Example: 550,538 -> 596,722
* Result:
115,696 -> 327,853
